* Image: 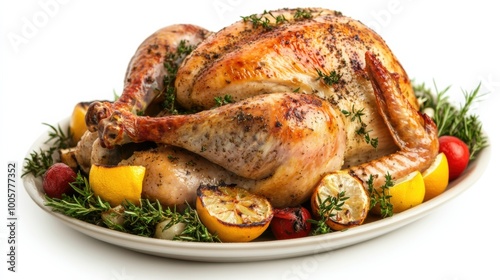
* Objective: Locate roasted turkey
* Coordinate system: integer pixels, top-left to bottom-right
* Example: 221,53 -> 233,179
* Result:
175,8 -> 418,168
83,8 -> 438,208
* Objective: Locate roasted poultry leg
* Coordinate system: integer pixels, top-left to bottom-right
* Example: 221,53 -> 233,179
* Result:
85,24 -> 210,132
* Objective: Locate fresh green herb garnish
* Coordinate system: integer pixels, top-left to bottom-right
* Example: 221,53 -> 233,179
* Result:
241,8 -> 317,30
162,40 -> 196,115
241,10 -> 284,30
342,105 -> 365,123
22,123 -> 72,178
45,173 -> 111,224
274,14 -> 288,25
214,95 -> 234,107
44,122 -> 72,149
22,147 -> 56,177
45,173 -> 219,241
367,173 -> 394,218
168,204 -> 220,242
414,81 -> 487,160
110,200 -> 166,237
293,8 -> 314,20
357,123 -> 379,149
309,191 -> 350,235
316,69 -> 342,86
341,105 -> 379,148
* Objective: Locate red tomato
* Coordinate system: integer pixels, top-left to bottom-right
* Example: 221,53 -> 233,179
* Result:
438,136 -> 470,181
270,207 -> 312,240
43,163 -> 77,198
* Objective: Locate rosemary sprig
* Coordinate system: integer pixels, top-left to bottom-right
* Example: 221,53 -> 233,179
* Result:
367,173 -> 394,218
171,204 -> 220,242
22,123 -> 72,178
45,172 -> 219,241
45,173 -> 112,224
414,81 -> 487,160
119,200 -> 168,237
22,147 -> 56,177
309,191 -> 349,235
44,122 -> 73,149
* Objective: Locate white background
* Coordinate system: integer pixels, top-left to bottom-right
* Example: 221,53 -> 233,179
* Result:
1,0 -> 499,279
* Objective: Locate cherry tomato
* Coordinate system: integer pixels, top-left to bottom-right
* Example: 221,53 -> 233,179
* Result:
43,163 -> 77,198
438,136 -> 470,181
270,206 -> 312,240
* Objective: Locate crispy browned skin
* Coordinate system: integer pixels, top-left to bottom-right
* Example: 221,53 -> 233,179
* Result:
85,8 -> 438,208
347,52 -> 438,186
85,24 -> 211,133
104,53 -> 437,208
175,8 -> 417,167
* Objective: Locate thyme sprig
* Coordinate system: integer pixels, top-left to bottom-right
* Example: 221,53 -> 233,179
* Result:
44,122 -> 72,149
214,95 -> 234,107
367,173 -> 394,218
293,8 -> 314,20
161,40 -> 196,115
341,105 -> 379,148
309,191 -> 349,235
241,9 -> 316,31
414,81 -> 487,159
316,69 -> 342,86
241,10 -> 287,30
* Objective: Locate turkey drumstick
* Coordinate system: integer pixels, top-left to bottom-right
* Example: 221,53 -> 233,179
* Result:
99,93 -> 346,180
85,24 -> 211,132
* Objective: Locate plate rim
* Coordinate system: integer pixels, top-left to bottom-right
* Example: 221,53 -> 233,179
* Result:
22,119 -> 491,262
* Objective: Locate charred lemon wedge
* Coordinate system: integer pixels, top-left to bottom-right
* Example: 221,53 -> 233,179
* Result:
196,185 -> 273,242
311,171 -> 370,231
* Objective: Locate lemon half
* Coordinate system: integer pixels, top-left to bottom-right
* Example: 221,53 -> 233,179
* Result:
388,171 -> 426,213
89,164 -> 145,207
196,185 -> 273,242
69,102 -> 91,145
311,171 -> 370,231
